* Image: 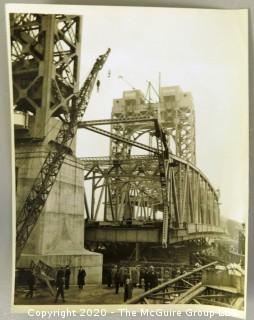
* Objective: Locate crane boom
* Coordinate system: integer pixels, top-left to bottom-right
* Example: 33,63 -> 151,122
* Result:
16,48 -> 111,262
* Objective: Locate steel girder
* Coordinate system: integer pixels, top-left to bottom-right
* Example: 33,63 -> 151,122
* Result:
81,154 -> 220,229
125,261 -> 244,310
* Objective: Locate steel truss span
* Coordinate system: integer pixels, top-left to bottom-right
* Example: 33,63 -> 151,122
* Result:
80,116 -> 223,247
82,154 -> 220,225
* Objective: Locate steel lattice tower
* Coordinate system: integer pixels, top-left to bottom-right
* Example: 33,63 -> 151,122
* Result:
11,13 -> 81,138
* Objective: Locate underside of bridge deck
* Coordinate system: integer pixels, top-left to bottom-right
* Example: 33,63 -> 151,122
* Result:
85,222 -> 224,244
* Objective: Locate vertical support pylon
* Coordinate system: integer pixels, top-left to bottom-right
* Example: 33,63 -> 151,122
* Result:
156,128 -> 170,247
34,15 -> 55,137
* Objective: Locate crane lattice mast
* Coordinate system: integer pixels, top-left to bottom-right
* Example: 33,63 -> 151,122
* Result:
16,49 -> 111,262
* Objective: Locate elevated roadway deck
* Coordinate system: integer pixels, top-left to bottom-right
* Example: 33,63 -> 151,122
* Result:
85,222 -> 225,245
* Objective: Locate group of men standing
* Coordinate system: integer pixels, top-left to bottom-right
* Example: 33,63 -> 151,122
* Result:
106,265 -> 159,302
142,266 -> 159,291
26,265 -> 87,301
109,265 -> 135,302
54,265 -> 86,303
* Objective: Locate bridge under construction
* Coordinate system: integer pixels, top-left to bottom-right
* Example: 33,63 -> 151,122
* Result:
79,87 -> 223,263
11,13 -> 244,308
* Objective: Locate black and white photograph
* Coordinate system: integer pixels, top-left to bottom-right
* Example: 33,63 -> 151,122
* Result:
6,3 -> 248,317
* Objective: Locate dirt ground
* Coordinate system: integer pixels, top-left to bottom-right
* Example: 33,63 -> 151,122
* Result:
14,285 -> 143,305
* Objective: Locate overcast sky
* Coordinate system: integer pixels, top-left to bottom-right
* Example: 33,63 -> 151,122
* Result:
74,6 -> 248,223
7,4 -> 248,223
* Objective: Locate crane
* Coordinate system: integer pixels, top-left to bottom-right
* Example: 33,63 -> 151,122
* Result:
118,75 -> 136,90
16,48 -> 111,262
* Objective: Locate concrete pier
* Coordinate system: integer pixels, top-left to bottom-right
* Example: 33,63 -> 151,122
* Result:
15,137 -> 102,284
